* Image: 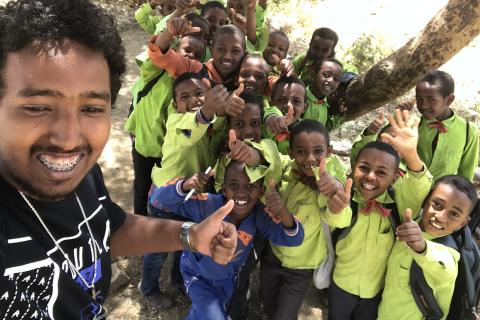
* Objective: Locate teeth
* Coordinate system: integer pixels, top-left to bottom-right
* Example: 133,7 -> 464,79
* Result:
235,200 -> 247,205
362,183 -> 376,190
304,164 -> 317,169
430,219 -> 443,230
38,154 -> 82,172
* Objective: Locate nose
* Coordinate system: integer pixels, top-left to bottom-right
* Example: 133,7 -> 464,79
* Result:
306,152 -> 316,162
366,171 -> 376,180
49,109 -> 82,151
434,210 -> 447,222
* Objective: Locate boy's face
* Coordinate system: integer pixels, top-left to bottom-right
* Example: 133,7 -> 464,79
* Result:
271,82 -> 306,123
238,57 -> 269,94
173,78 -> 206,114
212,33 -> 245,80
353,148 -> 398,200
227,0 -> 247,16
415,81 -> 454,121
203,8 -> 227,41
288,131 -> 331,178
223,162 -> 264,218
160,0 -> 176,16
178,37 -> 205,62
228,102 -> 262,142
312,61 -> 342,97
421,183 -> 472,237
308,36 -> 335,61
0,41 -> 111,201
263,33 -> 289,67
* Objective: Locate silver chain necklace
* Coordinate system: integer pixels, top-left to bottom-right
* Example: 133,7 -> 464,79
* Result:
19,191 -> 99,299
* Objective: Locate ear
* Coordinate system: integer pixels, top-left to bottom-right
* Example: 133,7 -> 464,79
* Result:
172,99 -> 177,110
287,147 -> 294,159
392,169 -> 400,184
327,145 -> 333,156
445,94 -> 455,106
457,215 -> 471,231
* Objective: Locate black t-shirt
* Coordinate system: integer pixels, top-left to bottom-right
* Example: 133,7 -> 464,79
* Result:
0,165 -> 126,319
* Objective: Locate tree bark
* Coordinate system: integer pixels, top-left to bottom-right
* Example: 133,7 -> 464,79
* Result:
332,0 -> 480,121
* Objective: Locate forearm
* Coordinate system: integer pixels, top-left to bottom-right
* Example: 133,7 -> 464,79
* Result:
246,6 -> 257,44
404,152 -> 423,172
279,211 -> 295,229
110,214 -> 184,256
154,30 -> 175,52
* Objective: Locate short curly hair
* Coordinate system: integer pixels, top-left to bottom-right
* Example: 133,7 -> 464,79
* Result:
0,0 -> 126,104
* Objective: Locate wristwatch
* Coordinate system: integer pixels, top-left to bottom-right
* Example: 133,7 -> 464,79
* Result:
179,222 -> 198,252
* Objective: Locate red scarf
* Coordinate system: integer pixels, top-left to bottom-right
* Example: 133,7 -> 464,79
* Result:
360,199 -> 391,217
275,132 -> 290,142
428,121 -> 447,133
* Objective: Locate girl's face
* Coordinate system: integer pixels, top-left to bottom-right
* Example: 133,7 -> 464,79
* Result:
263,33 -> 289,67
312,61 -> 342,97
212,33 -> 245,80
271,82 -> 306,123
308,36 -> 335,61
228,103 -> 262,143
177,37 -> 205,62
421,183 -> 473,237
203,8 -> 227,41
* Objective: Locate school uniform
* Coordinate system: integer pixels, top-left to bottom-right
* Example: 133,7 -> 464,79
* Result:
149,179 -> 304,320
125,58 -> 175,215
260,157 -> 351,320
135,2 -> 162,35
417,112 -> 478,181
304,85 -> 345,131
329,167 -> 433,320
377,233 -> 459,320
151,110 -> 225,187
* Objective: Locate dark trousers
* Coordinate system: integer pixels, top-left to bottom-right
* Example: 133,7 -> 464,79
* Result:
227,236 -> 268,320
259,245 -> 313,320
131,146 -> 161,216
328,281 -> 382,320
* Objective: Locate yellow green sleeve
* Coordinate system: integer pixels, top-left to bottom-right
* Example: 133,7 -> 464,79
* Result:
458,121 -> 479,181
135,2 -> 162,35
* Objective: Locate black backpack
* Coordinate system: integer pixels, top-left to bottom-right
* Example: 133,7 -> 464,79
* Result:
410,204 -> 480,320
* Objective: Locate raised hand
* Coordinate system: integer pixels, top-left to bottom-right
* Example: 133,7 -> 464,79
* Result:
226,84 -> 245,117
190,200 -> 238,265
272,54 -> 293,77
182,169 -> 216,193
396,208 -> 426,253
229,8 -> 247,34
227,129 -> 260,165
149,0 -> 166,9
315,159 -> 340,198
381,109 -> 423,172
265,105 -> 294,135
174,0 -> 199,16
202,79 -> 229,118
265,180 -> 295,227
366,109 -> 385,135
328,178 -> 352,214
166,17 -> 201,38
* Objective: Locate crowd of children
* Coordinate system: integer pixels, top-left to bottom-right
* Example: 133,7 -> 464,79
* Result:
125,0 -> 480,319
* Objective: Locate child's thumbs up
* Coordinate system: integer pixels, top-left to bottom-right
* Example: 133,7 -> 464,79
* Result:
344,178 -> 353,196
404,208 -> 413,223
202,78 -> 212,91
234,83 -> 244,97
268,179 -> 276,192
271,54 -> 281,68
283,105 -> 294,126
314,158 -> 326,181
228,129 -> 237,151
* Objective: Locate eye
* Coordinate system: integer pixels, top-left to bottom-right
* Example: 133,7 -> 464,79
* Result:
375,170 -> 386,177
22,105 -> 51,114
449,211 -> 461,218
358,165 -> 369,172
251,120 -> 261,127
82,106 -> 105,114
431,201 -> 442,210
233,121 -> 245,128
247,184 -> 257,190
314,148 -> 324,155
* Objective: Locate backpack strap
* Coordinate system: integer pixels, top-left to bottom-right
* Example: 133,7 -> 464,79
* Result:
410,235 -> 458,320
464,119 -> 470,155
136,70 -> 166,105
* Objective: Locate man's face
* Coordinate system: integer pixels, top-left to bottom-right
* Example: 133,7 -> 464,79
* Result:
0,40 -> 111,200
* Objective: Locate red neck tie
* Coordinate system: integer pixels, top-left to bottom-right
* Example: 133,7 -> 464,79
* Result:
276,132 -> 290,142
361,199 -> 391,217
315,98 -> 325,105
428,121 -> 447,133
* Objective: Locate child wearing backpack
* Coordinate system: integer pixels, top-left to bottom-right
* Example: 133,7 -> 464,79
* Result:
377,174 -> 478,320
149,160 -> 304,320
329,109 -> 433,320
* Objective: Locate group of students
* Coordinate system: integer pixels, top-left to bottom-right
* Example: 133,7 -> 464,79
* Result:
125,0 -> 480,319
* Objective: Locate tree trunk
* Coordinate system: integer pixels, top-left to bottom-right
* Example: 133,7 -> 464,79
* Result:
333,0 -> 480,121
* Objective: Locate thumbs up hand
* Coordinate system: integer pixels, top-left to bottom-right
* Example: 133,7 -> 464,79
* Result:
366,109 -> 385,136
226,84 -> 245,117
229,8 -> 247,34
315,159 -> 340,198
203,79 -> 229,117
396,208 -> 426,253
265,180 -> 294,227
327,178 -> 353,214
272,54 -> 293,77
166,17 -> 201,38
226,129 -> 261,165
265,105 -> 294,135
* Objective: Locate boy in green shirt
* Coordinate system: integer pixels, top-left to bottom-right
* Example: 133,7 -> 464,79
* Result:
260,119 -> 353,319
413,70 -> 478,181
262,30 -> 290,77
329,109 -> 433,320
135,0 -> 176,34
377,175 -> 478,320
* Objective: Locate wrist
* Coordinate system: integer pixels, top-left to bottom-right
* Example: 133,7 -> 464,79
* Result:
405,155 -> 423,172
179,222 -> 198,252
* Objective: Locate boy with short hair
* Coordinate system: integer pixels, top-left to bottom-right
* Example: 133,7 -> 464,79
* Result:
415,70 -> 478,181
149,160 -> 304,319
377,175 -> 478,320
329,110 -> 433,320
260,119 -> 352,319
262,30 -> 290,76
